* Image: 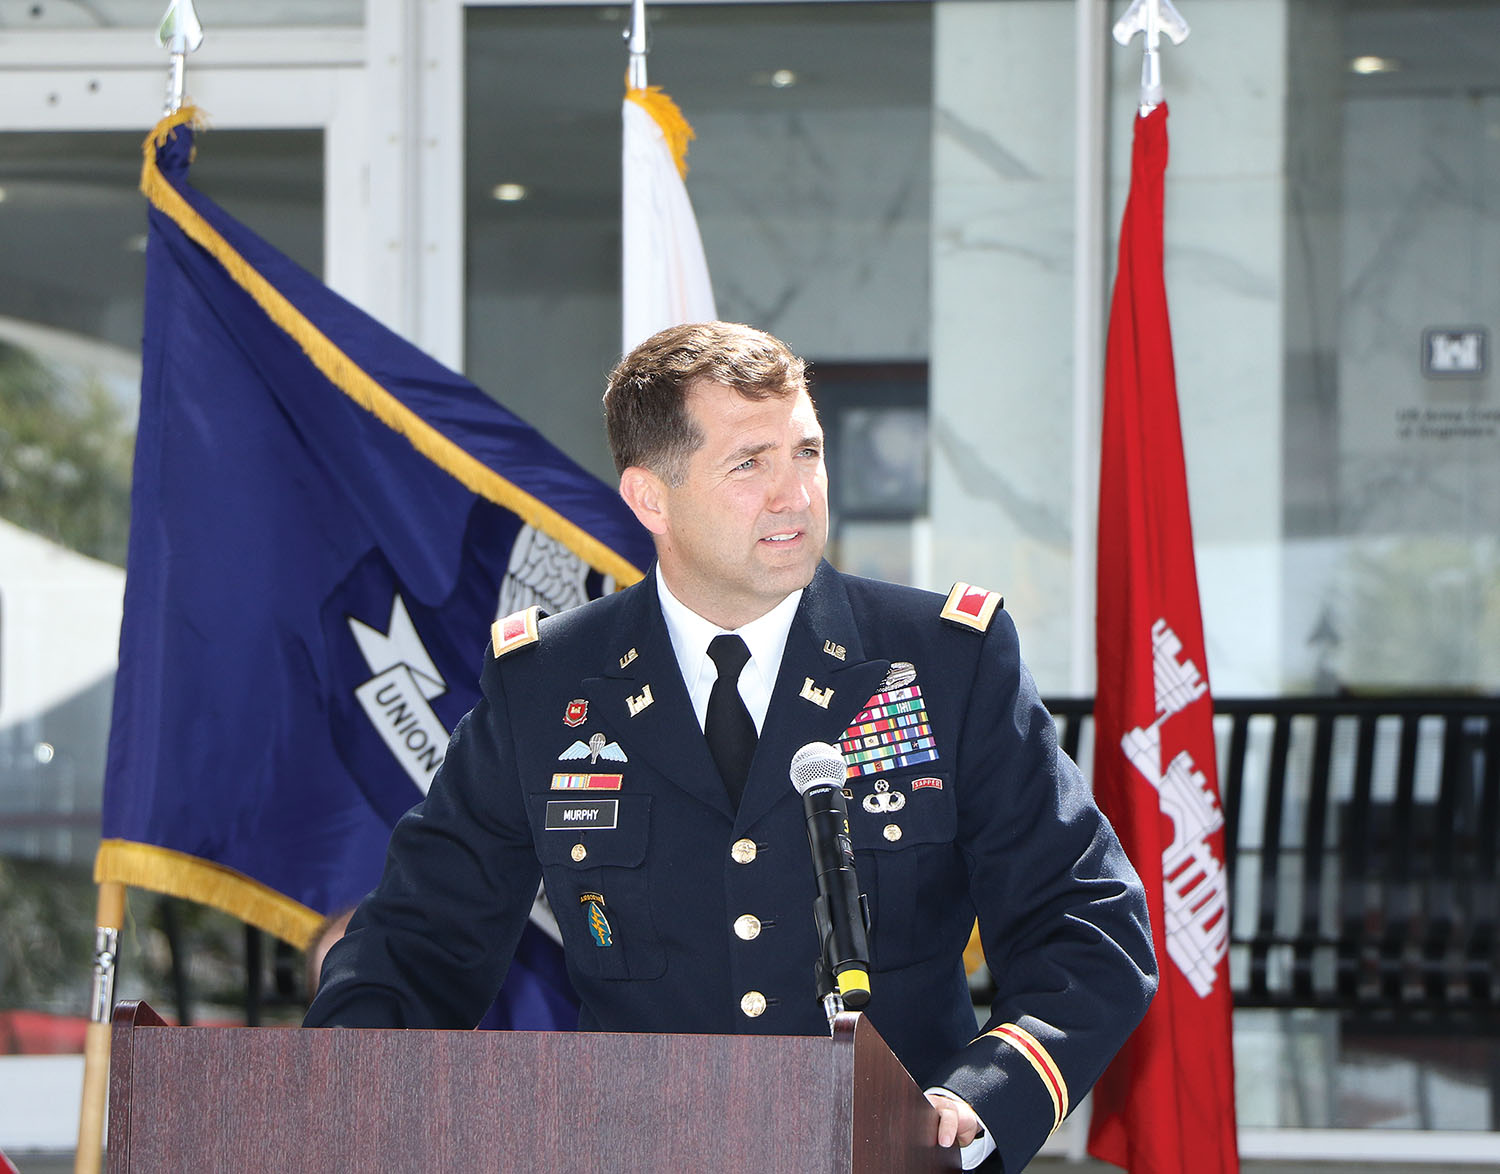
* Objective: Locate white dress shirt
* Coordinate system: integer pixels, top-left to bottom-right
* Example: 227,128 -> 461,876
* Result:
655,566 -> 801,734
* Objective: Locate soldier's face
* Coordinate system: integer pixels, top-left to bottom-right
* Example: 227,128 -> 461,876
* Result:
648,382 -> 828,628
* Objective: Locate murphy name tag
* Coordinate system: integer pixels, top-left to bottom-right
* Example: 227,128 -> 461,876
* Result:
545,799 -> 619,831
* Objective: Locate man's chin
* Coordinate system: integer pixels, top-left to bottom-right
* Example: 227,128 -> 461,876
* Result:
757,549 -> 822,593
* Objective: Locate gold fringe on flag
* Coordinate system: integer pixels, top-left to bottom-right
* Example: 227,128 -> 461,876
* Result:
626,85 -> 698,179
95,839 -> 325,949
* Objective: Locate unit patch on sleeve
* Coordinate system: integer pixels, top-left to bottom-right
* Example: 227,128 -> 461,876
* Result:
940,583 -> 1003,633
838,664 -> 939,778
580,892 -> 614,947
491,606 -> 541,658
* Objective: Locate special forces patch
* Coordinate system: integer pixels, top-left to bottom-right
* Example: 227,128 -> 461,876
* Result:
838,662 -> 939,778
580,892 -> 613,947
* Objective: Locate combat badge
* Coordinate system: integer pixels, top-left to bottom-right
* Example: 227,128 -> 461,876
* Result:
580,892 -> 613,947
940,583 -> 1003,633
878,662 -> 917,691
563,699 -> 588,727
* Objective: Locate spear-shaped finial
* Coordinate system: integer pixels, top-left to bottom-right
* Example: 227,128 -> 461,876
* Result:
157,0 -> 204,116
1114,0 -> 1189,115
625,0 -> 649,90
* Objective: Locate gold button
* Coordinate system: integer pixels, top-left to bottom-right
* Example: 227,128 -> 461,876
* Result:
740,991 -> 767,1018
883,824 -> 902,842
731,838 -> 757,864
570,843 -> 587,862
733,914 -> 762,941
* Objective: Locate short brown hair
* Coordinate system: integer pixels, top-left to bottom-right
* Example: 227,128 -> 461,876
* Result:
604,321 -> 807,483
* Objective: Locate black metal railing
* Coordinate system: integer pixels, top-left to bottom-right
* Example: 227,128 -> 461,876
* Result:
1042,696 -> 1500,1021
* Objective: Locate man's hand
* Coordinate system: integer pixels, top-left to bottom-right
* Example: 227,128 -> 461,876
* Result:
925,1089 -> 981,1149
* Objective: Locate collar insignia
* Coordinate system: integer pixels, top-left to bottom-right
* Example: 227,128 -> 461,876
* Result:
799,678 -> 834,708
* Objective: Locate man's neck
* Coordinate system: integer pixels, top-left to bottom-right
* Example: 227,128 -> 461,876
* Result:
653,569 -> 790,631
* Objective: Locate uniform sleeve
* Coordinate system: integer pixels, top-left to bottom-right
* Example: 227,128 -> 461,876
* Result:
304,648 -> 540,1029
929,611 -> 1157,1171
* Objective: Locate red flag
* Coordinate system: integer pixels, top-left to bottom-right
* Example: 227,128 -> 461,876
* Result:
1087,104 -> 1239,1173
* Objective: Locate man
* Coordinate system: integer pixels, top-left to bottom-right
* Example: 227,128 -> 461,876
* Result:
307,322 -> 1156,1170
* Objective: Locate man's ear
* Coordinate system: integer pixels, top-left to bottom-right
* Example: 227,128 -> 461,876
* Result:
619,466 -> 669,535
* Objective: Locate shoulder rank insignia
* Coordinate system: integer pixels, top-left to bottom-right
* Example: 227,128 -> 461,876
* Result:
491,605 -> 541,659
940,582 -> 1004,633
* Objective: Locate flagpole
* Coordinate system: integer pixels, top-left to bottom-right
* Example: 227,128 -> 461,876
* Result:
75,10 -> 207,1170
74,882 -> 126,1174
156,0 -> 204,116
1111,0 -> 1190,115
625,0 -> 649,89
1069,0 -> 1108,697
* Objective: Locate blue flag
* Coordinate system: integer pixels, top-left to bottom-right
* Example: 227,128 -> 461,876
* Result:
98,108 -> 652,1013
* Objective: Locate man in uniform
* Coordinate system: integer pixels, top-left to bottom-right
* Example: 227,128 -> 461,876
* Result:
306,321 -> 1156,1170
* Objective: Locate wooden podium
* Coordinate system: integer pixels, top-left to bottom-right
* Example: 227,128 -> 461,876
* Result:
107,1000 -> 962,1172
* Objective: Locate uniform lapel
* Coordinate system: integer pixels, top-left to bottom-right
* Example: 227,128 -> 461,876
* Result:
580,575 -> 734,820
736,563 -> 889,831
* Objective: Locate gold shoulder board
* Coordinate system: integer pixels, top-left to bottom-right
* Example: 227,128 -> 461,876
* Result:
491,605 -> 541,659
940,582 -> 1004,633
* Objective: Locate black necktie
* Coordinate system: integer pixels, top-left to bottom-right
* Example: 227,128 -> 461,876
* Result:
705,635 -> 757,808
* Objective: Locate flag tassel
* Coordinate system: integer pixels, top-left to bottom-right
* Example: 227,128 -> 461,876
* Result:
74,882 -> 126,1174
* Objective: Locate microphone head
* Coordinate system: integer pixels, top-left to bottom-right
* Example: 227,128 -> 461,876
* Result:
790,741 -> 848,795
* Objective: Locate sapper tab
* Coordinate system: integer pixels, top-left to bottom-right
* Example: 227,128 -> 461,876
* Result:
491,605 -> 542,659
940,582 -> 1004,633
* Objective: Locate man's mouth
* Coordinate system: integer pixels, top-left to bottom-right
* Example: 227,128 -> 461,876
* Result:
762,531 -> 801,543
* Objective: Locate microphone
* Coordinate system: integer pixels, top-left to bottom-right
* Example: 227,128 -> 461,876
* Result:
790,741 -> 871,1011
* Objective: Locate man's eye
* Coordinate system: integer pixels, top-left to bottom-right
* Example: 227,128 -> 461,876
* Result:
734,458 -> 756,471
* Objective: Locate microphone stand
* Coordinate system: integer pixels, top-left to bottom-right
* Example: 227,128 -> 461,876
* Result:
814,956 -> 845,1031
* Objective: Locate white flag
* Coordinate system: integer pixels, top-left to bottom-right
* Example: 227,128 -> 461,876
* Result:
622,86 -> 717,353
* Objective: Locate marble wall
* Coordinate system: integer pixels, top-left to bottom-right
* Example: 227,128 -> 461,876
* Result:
927,0 -> 1081,691
929,0 -> 1291,694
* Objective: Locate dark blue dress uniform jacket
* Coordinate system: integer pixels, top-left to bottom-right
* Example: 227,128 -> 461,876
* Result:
306,561 -> 1157,1171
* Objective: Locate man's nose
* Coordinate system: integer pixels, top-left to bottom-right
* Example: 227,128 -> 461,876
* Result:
767,463 -> 812,512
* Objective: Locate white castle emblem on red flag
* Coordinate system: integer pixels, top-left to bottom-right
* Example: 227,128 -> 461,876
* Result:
1120,618 -> 1228,998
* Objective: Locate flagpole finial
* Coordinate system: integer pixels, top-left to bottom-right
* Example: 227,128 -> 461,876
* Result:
156,0 -> 205,117
1113,0 -> 1189,116
624,0 -> 649,91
